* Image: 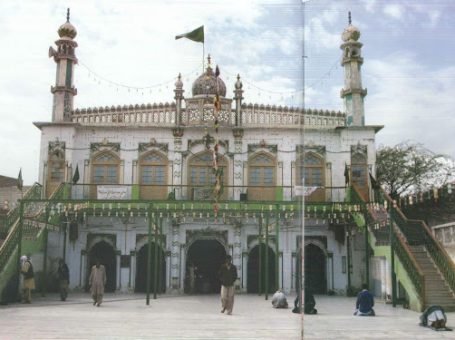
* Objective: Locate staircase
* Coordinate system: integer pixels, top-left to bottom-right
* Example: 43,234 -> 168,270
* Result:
410,245 -> 455,311
351,186 -> 455,311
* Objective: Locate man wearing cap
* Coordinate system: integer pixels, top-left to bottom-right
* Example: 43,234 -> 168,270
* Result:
218,255 -> 237,315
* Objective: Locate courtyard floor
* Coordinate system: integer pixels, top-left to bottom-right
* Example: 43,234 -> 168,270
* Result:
0,293 -> 453,339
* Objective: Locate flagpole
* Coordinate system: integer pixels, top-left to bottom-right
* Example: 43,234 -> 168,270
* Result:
203,42 -> 205,73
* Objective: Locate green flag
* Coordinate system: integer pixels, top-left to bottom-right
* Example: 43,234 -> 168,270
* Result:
72,164 -> 80,185
17,169 -> 23,191
175,26 -> 204,43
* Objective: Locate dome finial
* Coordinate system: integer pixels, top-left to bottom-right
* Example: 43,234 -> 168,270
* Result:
207,54 -> 211,67
67,8 -> 70,22
348,11 -> 351,25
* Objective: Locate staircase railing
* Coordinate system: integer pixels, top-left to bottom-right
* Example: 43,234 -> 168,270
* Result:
0,182 -> 70,276
349,186 -> 425,306
377,187 -> 455,296
0,183 -> 42,275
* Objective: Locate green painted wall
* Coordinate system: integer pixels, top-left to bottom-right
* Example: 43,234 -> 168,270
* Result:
369,232 -> 423,312
352,212 -> 422,312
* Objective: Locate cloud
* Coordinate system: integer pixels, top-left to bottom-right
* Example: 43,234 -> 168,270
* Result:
362,0 -> 377,13
364,52 -> 455,159
0,0 -> 305,183
383,4 -> 404,20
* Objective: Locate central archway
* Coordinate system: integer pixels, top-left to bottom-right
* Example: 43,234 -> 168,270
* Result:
305,244 -> 327,294
247,244 -> 276,293
186,240 -> 226,294
87,241 -> 117,292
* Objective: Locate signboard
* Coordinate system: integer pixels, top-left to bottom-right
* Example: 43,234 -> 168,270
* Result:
97,186 -> 130,200
294,186 -> 319,197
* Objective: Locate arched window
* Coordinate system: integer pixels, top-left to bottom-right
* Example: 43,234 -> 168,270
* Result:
91,152 -> 120,185
296,152 -> 325,202
139,151 -> 168,200
248,152 -> 276,201
46,153 -> 65,197
188,151 -> 228,200
351,152 -> 368,200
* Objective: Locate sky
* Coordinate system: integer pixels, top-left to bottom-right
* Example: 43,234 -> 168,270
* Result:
0,0 -> 454,184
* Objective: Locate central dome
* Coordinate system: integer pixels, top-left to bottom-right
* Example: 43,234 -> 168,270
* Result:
192,66 -> 227,97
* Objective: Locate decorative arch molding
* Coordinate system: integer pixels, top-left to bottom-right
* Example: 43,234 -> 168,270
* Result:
184,228 -> 229,254
138,139 -> 168,154
248,141 -> 277,154
247,235 -> 277,251
90,140 -> 120,154
351,143 -> 367,158
187,137 -> 229,153
303,238 -> 328,257
86,233 -> 117,253
135,234 -> 166,252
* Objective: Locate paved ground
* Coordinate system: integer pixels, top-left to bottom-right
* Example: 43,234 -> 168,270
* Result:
0,293 -> 302,340
1,293 -> 454,339
304,295 -> 455,339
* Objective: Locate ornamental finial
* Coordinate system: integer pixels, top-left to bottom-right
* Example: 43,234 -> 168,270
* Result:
207,54 -> 211,67
67,8 -> 70,22
348,11 -> 352,25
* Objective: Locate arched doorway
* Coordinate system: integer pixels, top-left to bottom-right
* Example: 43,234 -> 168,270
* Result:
247,244 -> 276,293
186,240 -> 226,294
135,243 -> 166,293
305,244 -> 326,294
87,241 -> 117,292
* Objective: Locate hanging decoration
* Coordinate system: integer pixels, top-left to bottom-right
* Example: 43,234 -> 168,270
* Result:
212,64 -> 223,216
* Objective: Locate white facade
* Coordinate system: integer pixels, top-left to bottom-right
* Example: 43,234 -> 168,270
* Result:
34,16 -> 382,295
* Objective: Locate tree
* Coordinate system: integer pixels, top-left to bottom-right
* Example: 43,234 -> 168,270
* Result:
376,142 -> 455,199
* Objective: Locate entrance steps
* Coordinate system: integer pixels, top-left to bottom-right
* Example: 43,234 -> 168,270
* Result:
408,245 -> 455,311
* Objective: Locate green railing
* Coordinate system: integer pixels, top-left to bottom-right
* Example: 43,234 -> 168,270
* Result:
349,186 -> 425,307
0,182 -> 68,277
413,219 -> 455,295
377,188 -> 455,296
0,215 -> 22,277
392,228 -> 425,306
0,183 -> 42,237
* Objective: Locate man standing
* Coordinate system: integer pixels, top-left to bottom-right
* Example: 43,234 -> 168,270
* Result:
20,255 -> 35,303
354,283 -> 375,316
57,259 -> 70,301
218,255 -> 237,315
89,259 -> 106,307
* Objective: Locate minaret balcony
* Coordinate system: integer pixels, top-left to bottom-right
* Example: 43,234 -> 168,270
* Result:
51,86 -> 77,95
340,88 -> 367,98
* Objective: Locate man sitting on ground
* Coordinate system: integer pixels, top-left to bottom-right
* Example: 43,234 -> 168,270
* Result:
354,283 -> 375,316
304,286 -> 317,314
271,290 -> 288,308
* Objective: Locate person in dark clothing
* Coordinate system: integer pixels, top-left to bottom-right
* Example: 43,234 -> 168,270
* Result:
292,285 -> 317,314
304,286 -> 317,314
354,283 -> 375,316
218,255 -> 237,315
57,259 -> 70,301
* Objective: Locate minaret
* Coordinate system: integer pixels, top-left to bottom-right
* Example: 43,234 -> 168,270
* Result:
340,12 -> 367,127
233,74 -> 243,126
49,8 -> 78,122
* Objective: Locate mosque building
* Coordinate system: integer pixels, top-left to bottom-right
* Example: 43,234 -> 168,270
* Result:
5,11 -> 453,313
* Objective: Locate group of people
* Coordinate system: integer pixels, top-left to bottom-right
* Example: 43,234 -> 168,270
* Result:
19,255 -> 106,306
17,255 -> 451,330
